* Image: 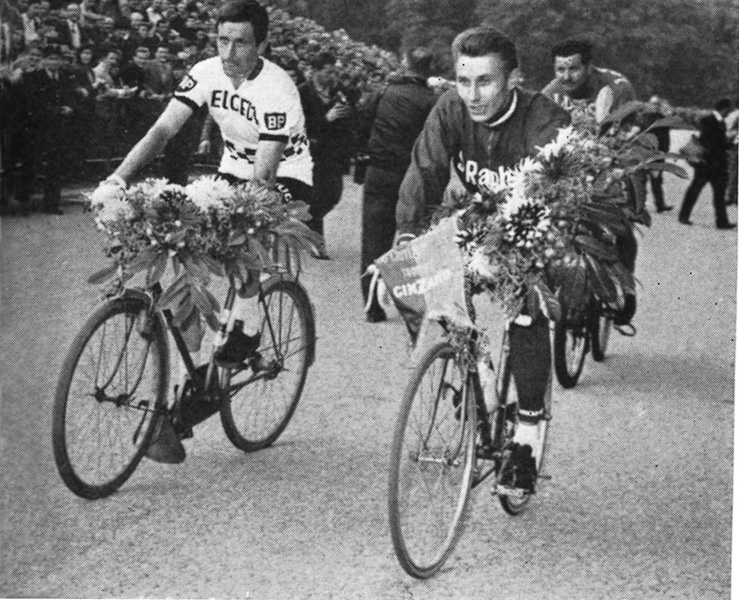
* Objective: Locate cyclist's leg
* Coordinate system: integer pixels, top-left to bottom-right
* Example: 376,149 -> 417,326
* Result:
614,227 -> 637,326
214,176 -> 314,367
502,313 -> 550,489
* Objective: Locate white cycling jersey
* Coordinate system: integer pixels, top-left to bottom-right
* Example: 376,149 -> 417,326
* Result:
174,56 -> 313,185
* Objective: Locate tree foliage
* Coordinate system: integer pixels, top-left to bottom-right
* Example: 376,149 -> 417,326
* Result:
472,0 -> 738,106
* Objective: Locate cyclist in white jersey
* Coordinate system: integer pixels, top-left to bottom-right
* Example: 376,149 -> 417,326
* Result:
91,0 -> 313,368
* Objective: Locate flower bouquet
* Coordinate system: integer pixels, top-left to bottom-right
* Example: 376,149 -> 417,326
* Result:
88,175 -> 319,349
445,125 -> 685,321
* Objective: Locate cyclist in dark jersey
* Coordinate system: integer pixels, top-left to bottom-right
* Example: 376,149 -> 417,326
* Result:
396,26 -> 570,492
542,38 -> 639,329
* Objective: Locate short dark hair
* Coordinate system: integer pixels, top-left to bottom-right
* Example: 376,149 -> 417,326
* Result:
552,38 -> 593,64
405,46 -> 433,78
44,43 -> 61,57
216,0 -> 269,45
311,50 -> 335,71
451,26 -> 518,73
715,98 -> 732,112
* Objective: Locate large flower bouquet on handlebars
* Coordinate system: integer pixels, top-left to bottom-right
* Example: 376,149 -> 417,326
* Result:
88,175 -> 319,348
441,121 -> 686,320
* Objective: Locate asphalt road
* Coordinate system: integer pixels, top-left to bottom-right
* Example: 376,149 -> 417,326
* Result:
1,144 -> 736,599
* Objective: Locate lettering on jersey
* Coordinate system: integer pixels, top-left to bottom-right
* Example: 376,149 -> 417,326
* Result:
455,151 -> 519,193
265,112 -> 287,131
210,90 -> 257,122
177,74 -> 197,92
551,93 -> 596,117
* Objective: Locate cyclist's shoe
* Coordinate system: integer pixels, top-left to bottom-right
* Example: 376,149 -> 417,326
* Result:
145,416 -> 186,464
499,443 -> 537,493
613,293 -> 636,327
214,326 -> 261,369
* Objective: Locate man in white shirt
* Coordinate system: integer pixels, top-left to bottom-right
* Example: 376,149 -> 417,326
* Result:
92,0 -> 313,369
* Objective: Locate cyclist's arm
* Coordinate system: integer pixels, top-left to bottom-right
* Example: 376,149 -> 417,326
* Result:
396,97 -> 454,236
112,99 -> 193,183
253,139 -> 287,186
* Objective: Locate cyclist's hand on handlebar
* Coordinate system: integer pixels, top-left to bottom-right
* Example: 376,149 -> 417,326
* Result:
90,175 -> 126,208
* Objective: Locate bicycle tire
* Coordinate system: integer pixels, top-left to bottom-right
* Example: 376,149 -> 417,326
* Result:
220,276 -> 314,451
553,320 -> 587,389
52,294 -> 168,499
498,352 -> 551,515
388,340 -> 477,579
590,313 -> 612,362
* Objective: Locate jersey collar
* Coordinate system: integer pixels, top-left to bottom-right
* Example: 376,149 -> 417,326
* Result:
485,89 -> 518,128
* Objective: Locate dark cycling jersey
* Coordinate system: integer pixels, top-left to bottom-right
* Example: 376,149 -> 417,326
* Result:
396,87 -> 570,235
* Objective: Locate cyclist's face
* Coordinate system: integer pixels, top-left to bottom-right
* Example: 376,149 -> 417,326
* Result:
217,21 -> 265,83
455,53 -> 512,123
553,54 -> 591,94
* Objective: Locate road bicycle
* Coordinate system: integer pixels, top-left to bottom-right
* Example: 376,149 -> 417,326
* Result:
387,296 -> 554,579
552,301 -> 614,389
52,234 -> 316,500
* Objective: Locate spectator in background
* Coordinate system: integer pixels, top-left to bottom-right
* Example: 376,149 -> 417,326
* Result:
639,96 -> 673,212
145,43 -> 175,100
725,97 -> 738,206
300,50 -> 357,259
359,46 -> 437,322
55,2 -> 90,50
20,0 -> 43,46
15,44 -> 79,214
679,98 -> 735,229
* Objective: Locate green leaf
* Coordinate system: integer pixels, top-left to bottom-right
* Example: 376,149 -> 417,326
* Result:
126,247 -> 159,274
87,263 -> 119,285
644,161 -> 688,179
585,254 -> 617,303
200,253 -> 226,277
574,234 -> 618,261
159,274 -> 189,307
180,307 -> 203,352
146,252 -> 168,287
534,282 -> 561,323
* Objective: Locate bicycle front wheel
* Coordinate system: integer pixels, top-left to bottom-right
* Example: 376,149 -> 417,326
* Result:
388,340 -> 477,579
590,312 -> 612,362
52,295 -> 168,499
553,321 -> 587,389
220,277 -> 314,451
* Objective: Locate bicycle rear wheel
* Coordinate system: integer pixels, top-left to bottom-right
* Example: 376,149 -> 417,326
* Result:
220,277 -> 314,451
590,312 -> 612,362
388,340 -> 477,579
553,321 -> 587,389
52,295 -> 168,499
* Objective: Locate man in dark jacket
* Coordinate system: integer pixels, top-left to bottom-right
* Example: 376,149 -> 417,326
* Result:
396,26 -> 570,493
15,44 -> 78,214
678,98 -> 735,229
299,51 -> 356,259
360,46 -> 437,321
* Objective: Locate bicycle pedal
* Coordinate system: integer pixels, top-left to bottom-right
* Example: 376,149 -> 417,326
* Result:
495,484 -> 530,498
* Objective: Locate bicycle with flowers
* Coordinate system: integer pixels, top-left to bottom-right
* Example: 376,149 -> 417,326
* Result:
52,176 -> 318,500
385,124 -> 669,578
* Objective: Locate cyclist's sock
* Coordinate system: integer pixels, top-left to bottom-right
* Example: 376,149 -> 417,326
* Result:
512,421 -> 544,467
230,294 -> 260,337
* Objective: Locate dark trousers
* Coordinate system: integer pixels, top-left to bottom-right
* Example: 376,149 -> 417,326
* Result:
680,164 -> 729,226
360,165 -> 405,301
308,159 -> 344,236
509,315 -> 551,418
649,171 -> 667,209
16,130 -> 66,207
726,148 -> 737,205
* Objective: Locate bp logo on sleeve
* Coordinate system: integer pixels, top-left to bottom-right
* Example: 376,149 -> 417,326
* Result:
265,112 -> 287,130
176,74 -> 197,92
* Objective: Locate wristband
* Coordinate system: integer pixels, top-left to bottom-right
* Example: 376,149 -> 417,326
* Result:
396,233 -> 417,245
104,174 -> 126,189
